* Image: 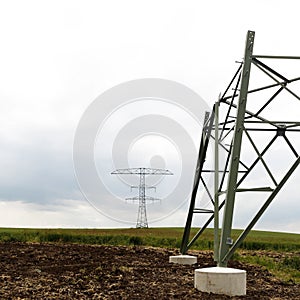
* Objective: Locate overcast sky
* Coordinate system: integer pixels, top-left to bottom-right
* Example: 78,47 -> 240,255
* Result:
0,1 -> 300,233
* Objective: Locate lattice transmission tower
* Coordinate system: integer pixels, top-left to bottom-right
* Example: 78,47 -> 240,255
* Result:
111,167 -> 173,228
181,30 -> 300,267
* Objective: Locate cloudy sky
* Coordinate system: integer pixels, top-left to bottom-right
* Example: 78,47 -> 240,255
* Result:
0,1 -> 300,232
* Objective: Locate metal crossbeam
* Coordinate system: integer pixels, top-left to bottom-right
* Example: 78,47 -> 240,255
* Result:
112,167 -> 173,175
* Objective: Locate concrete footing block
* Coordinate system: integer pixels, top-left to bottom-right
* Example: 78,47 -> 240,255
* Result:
169,255 -> 197,265
194,267 -> 246,296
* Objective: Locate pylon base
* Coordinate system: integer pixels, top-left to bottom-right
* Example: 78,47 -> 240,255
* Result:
169,255 -> 197,265
194,267 -> 246,296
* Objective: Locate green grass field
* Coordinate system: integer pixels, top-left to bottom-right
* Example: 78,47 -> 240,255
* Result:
0,227 -> 299,283
0,227 -> 299,251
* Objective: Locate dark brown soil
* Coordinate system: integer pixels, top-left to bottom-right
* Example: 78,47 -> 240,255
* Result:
0,242 -> 299,299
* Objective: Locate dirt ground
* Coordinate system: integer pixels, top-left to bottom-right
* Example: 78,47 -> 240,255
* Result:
0,242 -> 299,299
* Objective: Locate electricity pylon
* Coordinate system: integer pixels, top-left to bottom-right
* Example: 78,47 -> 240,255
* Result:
181,30 -> 300,267
111,167 -> 173,228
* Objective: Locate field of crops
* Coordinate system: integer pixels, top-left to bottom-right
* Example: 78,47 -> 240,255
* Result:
0,227 -> 299,251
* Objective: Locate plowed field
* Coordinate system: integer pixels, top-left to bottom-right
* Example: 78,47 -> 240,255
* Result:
0,242 -> 299,299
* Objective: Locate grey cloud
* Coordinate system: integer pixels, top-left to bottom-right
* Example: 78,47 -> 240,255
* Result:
0,129 -> 79,203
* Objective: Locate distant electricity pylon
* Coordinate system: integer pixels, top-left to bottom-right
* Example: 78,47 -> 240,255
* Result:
111,167 -> 173,228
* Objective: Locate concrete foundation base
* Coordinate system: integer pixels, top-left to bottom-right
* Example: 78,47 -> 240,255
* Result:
194,267 -> 246,296
169,255 -> 197,265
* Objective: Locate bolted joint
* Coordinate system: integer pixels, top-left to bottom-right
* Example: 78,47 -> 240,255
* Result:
277,125 -> 286,136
